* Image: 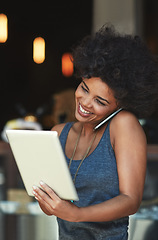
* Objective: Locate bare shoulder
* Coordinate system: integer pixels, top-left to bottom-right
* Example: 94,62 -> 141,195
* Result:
110,110 -> 146,146
51,123 -> 67,136
111,110 -> 145,134
51,121 -> 80,136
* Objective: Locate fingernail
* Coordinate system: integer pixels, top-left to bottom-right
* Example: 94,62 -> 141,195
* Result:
32,185 -> 38,190
32,190 -> 37,195
40,180 -> 45,186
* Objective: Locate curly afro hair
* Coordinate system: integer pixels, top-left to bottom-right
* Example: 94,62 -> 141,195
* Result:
72,24 -> 158,118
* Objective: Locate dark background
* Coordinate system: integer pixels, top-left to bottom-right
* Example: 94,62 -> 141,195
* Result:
0,0 -> 93,132
0,0 -> 158,143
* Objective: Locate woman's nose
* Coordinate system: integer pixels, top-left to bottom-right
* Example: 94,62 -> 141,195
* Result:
82,96 -> 92,108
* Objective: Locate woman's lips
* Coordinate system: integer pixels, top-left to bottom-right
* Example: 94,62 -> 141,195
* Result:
78,103 -> 92,116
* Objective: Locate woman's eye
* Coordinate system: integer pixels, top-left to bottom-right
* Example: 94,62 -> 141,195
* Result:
96,99 -> 106,106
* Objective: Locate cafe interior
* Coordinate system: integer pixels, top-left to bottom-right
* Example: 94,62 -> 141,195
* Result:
0,0 -> 158,239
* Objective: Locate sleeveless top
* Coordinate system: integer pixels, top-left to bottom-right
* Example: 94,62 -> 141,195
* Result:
58,122 -> 129,240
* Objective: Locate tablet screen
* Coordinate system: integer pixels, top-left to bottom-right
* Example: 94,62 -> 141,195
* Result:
6,129 -> 79,201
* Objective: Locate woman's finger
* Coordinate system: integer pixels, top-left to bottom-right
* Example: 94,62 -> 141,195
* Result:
32,186 -> 56,213
39,181 -> 60,201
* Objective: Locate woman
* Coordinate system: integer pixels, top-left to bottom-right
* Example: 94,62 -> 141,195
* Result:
32,25 -> 158,239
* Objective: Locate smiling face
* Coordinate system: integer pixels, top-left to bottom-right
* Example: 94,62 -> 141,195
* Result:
75,77 -> 118,127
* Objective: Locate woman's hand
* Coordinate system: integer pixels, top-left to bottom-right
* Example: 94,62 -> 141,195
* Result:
32,181 -> 79,222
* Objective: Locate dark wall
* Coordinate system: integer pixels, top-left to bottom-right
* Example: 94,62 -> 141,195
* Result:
142,0 -> 158,143
0,1 -> 93,132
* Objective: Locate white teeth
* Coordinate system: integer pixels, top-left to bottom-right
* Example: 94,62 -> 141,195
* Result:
79,104 -> 91,114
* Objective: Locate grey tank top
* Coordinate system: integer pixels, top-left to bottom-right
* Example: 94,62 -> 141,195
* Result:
58,122 -> 129,240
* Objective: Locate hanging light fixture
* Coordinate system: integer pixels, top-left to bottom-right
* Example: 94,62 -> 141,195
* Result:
62,53 -> 73,77
0,13 -> 8,43
33,37 -> 45,64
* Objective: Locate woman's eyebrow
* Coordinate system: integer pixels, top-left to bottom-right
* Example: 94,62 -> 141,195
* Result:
97,96 -> 110,104
82,80 -> 89,90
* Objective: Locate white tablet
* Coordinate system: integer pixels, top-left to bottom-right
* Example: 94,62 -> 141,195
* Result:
6,129 -> 79,201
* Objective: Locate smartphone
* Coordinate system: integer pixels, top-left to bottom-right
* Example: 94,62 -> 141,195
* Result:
94,108 -> 123,130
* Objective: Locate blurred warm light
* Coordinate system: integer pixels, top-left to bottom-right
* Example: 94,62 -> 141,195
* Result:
33,37 -> 45,64
24,115 -> 37,122
0,14 -> 8,43
62,53 -> 73,77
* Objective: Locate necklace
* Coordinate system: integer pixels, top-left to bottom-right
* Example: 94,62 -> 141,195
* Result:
68,126 -> 98,184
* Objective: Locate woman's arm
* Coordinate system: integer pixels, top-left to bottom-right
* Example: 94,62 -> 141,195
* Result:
33,111 -> 147,222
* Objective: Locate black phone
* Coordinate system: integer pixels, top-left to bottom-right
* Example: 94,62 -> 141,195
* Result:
94,108 -> 122,130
